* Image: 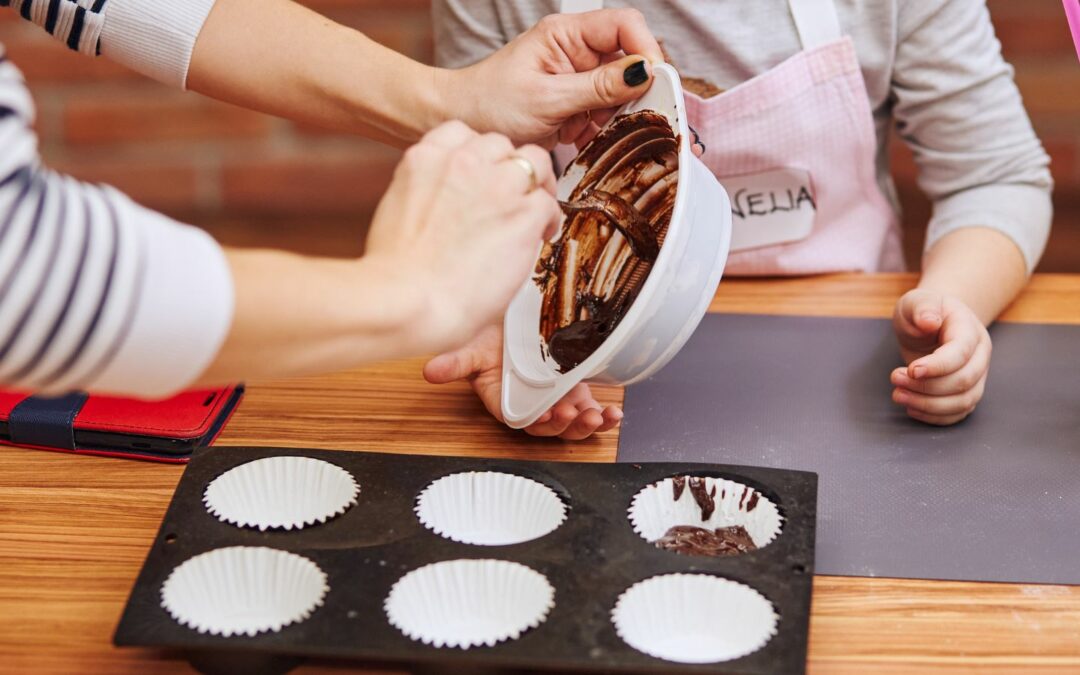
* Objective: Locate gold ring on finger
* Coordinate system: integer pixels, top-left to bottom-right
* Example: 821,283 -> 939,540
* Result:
507,154 -> 539,193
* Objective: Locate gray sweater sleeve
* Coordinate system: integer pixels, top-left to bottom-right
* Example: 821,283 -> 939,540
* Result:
432,0 -> 506,68
891,0 -> 1051,273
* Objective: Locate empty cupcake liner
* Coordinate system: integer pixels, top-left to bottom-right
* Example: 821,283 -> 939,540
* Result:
415,471 -> 567,546
612,574 -> 778,663
204,456 -> 359,531
384,559 -> 555,649
161,546 -> 328,637
628,475 -> 783,553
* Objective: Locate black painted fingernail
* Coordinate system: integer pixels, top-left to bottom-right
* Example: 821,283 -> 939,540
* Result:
623,60 -> 648,87
688,124 -> 706,153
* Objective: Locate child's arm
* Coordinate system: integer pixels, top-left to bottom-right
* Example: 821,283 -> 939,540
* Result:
890,228 -> 1025,425
888,0 -> 1052,425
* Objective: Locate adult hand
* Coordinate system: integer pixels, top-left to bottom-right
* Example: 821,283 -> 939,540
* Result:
423,324 -> 623,440
439,8 -> 663,149
365,121 -> 560,354
889,288 -> 992,426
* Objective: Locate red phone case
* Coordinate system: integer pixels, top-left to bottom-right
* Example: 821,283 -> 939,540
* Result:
0,386 -> 243,463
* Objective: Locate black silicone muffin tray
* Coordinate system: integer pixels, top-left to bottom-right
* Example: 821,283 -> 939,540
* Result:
114,446 -> 818,674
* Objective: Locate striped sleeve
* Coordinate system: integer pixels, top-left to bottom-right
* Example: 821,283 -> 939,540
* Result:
0,0 -> 217,89
0,49 -> 233,398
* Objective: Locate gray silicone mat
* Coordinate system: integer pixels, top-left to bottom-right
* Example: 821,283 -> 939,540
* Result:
618,313 -> 1080,584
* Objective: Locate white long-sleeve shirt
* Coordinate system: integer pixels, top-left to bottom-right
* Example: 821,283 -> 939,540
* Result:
0,0 -> 230,398
433,0 -> 1054,273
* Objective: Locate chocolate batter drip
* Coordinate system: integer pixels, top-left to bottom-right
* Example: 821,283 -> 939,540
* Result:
536,110 -> 679,372
672,476 -> 687,501
687,476 -> 717,521
654,525 -> 757,557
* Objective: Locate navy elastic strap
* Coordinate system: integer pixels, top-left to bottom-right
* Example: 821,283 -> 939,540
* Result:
9,392 -> 88,450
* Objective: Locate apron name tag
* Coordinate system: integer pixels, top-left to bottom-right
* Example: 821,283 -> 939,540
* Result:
722,168 -> 816,252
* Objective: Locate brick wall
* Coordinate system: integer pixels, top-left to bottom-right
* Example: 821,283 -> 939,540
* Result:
1,0 -> 1078,270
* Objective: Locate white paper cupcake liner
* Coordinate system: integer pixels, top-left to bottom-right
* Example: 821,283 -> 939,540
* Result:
161,546 -> 328,637
384,559 -> 555,649
415,471 -> 567,546
612,574 -> 778,663
204,456 -> 359,531
628,475 -> 783,553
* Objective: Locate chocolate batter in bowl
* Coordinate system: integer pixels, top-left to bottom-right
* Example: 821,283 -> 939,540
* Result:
501,64 -> 732,429
537,110 -> 677,373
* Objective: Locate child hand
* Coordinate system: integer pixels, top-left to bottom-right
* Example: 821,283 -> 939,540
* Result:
423,325 -> 623,440
890,289 -> 992,425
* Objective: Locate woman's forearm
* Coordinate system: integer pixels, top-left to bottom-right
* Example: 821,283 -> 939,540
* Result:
187,0 -> 664,148
196,117 -> 561,388
917,227 -> 1028,324
187,0 -> 449,146
196,248 -> 432,386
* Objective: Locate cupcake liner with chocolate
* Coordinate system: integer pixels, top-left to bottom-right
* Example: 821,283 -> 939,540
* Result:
203,456 -> 359,531
161,546 -> 328,637
415,471 -> 567,546
612,574 -> 778,663
384,559 -> 555,649
628,475 -> 783,556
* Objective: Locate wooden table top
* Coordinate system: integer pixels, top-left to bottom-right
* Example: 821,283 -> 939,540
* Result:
2,273 -> 1079,674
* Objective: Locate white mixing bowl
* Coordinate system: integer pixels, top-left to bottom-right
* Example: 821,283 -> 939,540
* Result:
501,63 -> 732,428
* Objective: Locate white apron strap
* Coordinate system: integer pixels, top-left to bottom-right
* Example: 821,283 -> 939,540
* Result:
560,0 -> 603,13
788,0 -> 843,49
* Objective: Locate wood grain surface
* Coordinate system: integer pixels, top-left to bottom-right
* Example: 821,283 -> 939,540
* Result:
1,273 -> 1078,674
